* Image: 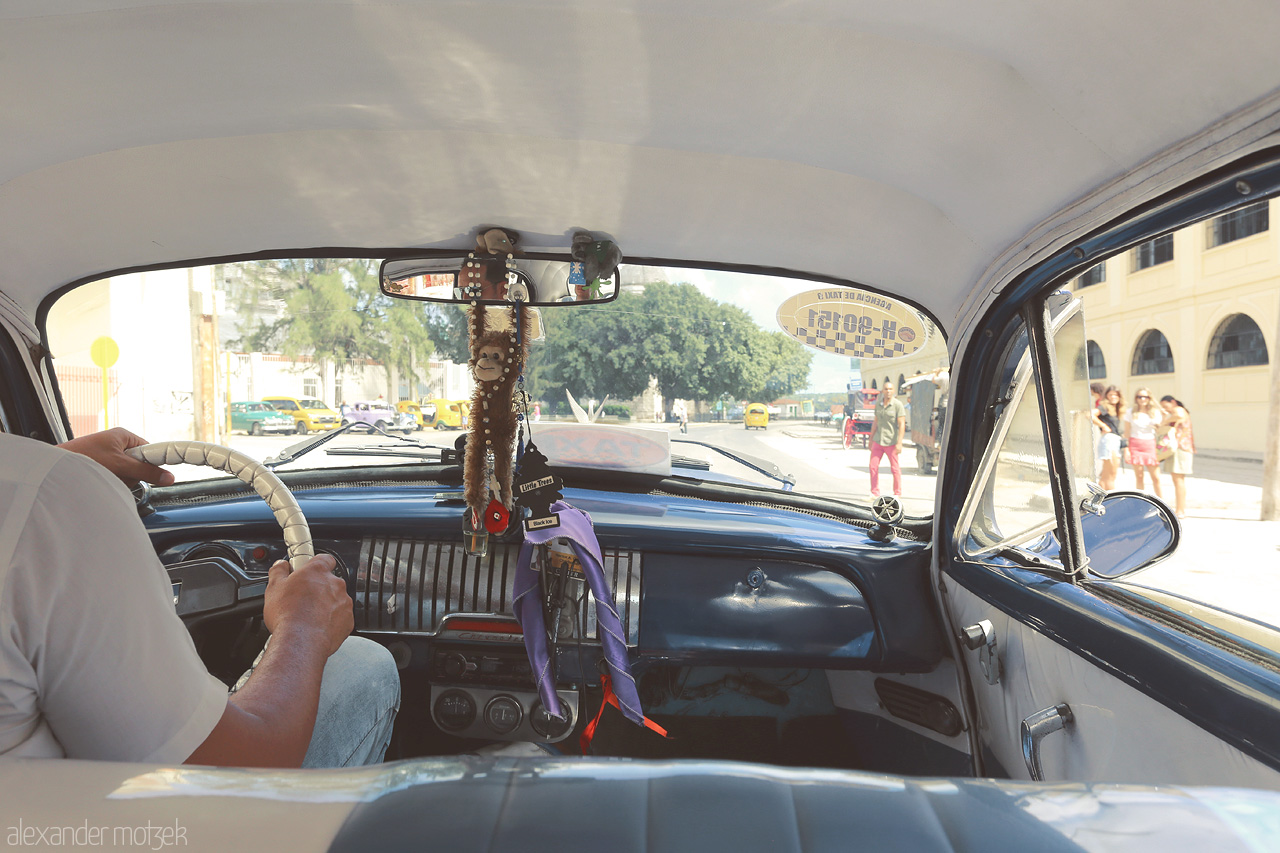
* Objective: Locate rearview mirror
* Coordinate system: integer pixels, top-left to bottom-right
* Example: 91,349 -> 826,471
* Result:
1080,490 -> 1180,580
380,254 -> 619,306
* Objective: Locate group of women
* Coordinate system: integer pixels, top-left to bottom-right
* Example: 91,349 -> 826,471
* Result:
1091,384 -> 1196,518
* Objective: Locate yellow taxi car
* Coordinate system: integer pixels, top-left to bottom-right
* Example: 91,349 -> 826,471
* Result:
426,398 -> 469,430
744,403 -> 769,430
261,395 -> 342,434
396,400 -> 426,430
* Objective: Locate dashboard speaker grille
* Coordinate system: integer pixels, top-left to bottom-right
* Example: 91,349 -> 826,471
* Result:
353,537 -> 642,643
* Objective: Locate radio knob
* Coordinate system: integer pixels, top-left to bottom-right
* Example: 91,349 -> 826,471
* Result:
442,652 -> 468,679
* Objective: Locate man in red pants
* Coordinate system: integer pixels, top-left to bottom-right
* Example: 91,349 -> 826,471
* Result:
869,383 -> 906,497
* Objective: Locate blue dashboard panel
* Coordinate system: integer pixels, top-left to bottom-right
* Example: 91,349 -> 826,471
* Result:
639,554 -> 876,667
143,483 -> 944,672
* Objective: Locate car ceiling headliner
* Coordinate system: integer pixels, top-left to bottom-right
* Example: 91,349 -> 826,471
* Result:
4,0 -> 1280,329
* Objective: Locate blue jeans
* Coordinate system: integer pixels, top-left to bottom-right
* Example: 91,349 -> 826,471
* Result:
301,636 -> 400,768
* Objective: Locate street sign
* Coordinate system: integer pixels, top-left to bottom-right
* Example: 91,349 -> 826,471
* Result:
89,336 -> 119,429
90,336 -> 119,368
777,289 -> 928,361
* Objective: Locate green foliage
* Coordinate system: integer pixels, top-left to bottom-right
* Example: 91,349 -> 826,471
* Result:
527,281 -> 811,405
226,259 -> 438,397
602,403 -> 631,418
421,304 -> 474,365
756,331 -> 813,401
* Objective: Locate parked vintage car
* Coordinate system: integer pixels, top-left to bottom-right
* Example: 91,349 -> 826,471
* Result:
227,401 -> 294,436
260,395 -> 342,435
395,400 -> 426,430
6,3 -> 1280,850
341,400 -> 416,434
425,398 -> 470,430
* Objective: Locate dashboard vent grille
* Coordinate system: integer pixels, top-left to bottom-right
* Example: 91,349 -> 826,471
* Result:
353,537 -> 642,643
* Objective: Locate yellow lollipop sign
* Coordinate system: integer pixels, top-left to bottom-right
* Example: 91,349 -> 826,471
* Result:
90,336 -> 119,429
90,336 -> 119,368
776,288 -> 928,361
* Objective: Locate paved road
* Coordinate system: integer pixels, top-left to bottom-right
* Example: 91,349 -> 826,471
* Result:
669,420 -> 939,515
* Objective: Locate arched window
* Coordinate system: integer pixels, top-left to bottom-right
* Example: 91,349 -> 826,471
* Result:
1086,340 -> 1106,379
897,373 -> 906,392
870,379 -> 877,389
1131,330 -> 1174,375
1207,313 -> 1269,369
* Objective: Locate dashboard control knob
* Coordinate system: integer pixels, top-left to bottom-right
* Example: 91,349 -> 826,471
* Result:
484,695 -> 523,735
433,689 -> 476,732
442,652 -> 468,679
530,700 -> 573,740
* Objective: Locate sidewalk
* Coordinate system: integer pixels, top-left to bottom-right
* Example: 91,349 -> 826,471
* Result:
1135,518 -> 1280,629
1196,448 -> 1264,464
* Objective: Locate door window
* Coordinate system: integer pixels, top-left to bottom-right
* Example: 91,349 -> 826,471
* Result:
957,321 -> 1058,560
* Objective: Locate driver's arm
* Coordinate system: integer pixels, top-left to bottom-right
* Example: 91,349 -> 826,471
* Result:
185,555 -> 352,768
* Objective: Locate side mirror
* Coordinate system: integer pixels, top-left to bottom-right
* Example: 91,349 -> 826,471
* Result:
1080,490 -> 1180,579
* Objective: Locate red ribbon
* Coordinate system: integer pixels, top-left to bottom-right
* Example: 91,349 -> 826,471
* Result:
580,672 -> 669,754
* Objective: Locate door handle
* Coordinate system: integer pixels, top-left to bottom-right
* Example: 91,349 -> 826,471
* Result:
960,620 -> 1000,685
1021,703 -> 1073,781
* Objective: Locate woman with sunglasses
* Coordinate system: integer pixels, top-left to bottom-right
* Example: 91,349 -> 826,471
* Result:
1124,387 -> 1163,498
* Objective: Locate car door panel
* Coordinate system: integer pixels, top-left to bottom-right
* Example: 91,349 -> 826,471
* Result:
826,662 -> 973,776
946,579 -> 1280,787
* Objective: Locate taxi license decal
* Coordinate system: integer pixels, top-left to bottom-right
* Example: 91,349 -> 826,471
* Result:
776,288 -> 928,360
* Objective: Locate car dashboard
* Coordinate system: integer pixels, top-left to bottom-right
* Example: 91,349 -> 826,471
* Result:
145,473 -> 953,770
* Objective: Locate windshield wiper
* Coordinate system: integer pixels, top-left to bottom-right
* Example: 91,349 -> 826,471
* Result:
264,422 -> 425,468
670,438 -> 796,490
325,445 -> 447,461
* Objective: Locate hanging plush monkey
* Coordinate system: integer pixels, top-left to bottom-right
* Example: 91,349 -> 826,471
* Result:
464,301 -> 530,533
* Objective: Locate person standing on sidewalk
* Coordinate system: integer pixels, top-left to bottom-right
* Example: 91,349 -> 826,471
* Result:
1159,395 -> 1195,518
1124,387 -> 1163,499
1095,386 -> 1125,491
869,382 -> 907,497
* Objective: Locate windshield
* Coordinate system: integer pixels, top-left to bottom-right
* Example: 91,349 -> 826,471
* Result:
45,258 -> 947,515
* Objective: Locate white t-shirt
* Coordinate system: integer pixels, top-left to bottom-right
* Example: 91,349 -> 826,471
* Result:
1124,409 -> 1163,440
0,436 -> 227,761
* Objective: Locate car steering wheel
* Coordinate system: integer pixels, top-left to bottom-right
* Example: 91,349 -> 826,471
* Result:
127,440 -> 313,570
128,441 -> 317,692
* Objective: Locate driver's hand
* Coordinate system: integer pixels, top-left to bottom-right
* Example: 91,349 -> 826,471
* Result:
263,555 -> 353,656
59,427 -> 175,487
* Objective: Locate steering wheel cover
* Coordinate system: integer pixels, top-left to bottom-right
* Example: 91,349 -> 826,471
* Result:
127,440 -> 313,570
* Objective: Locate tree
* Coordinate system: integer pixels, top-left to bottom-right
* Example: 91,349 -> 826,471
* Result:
526,281 -> 812,406
756,332 -> 813,401
422,304 -> 474,366
227,258 -> 438,400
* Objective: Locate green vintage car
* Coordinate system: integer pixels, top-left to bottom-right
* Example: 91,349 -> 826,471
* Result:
228,401 -> 295,435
